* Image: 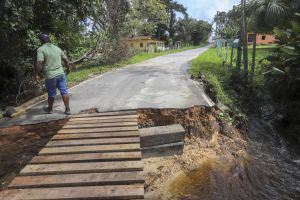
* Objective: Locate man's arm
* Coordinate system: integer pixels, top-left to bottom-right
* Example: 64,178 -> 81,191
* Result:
35,61 -> 43,83
63,57 -> 71,75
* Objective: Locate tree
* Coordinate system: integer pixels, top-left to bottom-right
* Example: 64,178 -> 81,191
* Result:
213,11 -> 228,36
191,20 -> 212,45
174,17 -> 212,45
0,0 -> 132,105
222,6 -> 241,39
0,0 -> 92,104
131,0 -> 168,36
162,0 -> 187,44
248,0 -> 287,80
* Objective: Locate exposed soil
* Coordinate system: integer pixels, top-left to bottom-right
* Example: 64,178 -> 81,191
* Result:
0,106 -> 248,199
137,106 -> 248,199
0,119 -> 67,190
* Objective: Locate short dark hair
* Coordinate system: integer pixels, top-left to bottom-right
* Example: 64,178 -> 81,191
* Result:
39,34 -> 50,43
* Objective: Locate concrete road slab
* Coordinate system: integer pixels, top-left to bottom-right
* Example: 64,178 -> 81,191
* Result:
0,46 -> 213,127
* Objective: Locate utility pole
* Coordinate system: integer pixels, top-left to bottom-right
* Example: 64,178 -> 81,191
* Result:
241,0 -> 248,78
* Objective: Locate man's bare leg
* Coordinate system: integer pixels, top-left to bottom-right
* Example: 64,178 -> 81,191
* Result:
62,95 -> 71,115
62,95 -> 69,108
43,97 -> 54,114
48,97 -> 54,109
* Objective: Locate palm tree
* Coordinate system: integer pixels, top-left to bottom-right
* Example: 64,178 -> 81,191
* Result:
248,0 -> 287,80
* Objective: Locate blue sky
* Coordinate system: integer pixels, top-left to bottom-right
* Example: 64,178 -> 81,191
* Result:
176,0 -> 240,22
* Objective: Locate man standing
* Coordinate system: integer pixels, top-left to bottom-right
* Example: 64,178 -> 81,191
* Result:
35,34 -> 71,115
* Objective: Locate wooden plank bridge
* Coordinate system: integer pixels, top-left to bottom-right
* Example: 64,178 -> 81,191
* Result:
1,111 -> 145,200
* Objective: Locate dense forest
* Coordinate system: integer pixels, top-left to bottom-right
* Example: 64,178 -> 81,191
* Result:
0,0 -> 212,107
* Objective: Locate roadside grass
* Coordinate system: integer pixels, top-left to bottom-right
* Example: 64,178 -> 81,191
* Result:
190,48 -> 233,106
68,44 -> 206,86
190,45 -> 275,108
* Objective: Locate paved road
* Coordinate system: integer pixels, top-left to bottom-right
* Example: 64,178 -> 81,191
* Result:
0,46 -> 213,126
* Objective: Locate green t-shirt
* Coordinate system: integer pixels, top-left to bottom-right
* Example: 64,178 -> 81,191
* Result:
37,43 -> 67,79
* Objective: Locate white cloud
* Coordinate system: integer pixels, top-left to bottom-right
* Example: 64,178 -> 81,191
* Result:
177,0 -> 240,21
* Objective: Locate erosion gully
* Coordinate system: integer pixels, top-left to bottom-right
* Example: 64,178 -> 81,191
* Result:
167,118 -> 300,200
0,107 -> 299,199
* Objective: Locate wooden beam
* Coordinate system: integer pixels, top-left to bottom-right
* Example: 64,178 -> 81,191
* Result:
47,137 -> 140,147
39,144 -> 141,155
58,126 -> 138,134
20,161 -> 143,176
30,152 -> 142,164
71,111 -> 137,118
1,184 -> 144,200
63,122 -> 138,129
9,171 -> 144,189
52,131 -> 140,140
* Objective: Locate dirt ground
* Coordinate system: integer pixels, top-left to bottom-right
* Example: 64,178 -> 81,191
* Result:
137,106 -> 248,199
0,119 -> 67,190
0,106 -> 248,199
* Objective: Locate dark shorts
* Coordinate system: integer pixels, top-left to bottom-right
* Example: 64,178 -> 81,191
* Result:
45,75 -> 68,98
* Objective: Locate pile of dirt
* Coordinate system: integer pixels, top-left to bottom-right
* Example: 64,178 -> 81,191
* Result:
0,119 -> 67,190
137,106 -> 248,199
138,106 -> 245,140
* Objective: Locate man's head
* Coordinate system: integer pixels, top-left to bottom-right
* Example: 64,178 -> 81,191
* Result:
39,33 -> 51,44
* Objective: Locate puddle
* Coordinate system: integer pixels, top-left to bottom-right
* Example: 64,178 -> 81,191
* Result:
167,159 -> 219,200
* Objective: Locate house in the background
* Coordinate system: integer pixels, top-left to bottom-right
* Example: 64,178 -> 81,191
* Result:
247,33 -> 276,45
126,36 -> 165,52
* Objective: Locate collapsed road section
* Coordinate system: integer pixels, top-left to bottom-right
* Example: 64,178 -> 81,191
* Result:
1,111 -> 145,200
0,106 -> 248,199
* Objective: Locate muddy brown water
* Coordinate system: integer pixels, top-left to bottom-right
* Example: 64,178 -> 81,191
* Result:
167,118 -> 300,200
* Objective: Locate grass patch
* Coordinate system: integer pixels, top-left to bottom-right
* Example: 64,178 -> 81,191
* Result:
190,46 -> 275,108
68,44 -> 206,87
190,48 -> 232,105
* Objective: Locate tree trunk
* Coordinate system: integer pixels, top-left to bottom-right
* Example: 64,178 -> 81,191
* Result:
250,17 -> 257,81
242,0 -> 248,78
169,10 -> 175,45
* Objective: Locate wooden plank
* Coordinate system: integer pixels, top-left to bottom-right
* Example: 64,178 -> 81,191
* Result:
9,171 -> 144,189
39,144 -> 141,155
58,126 -> 138,134
69,115 -> 138,122
46,137 -> 140,147
71,111 -> 137,118
52,131 -> 140,140
66,118 -> 137,125
63,122 -> 138,129
1,184 -> 144,200
30,152 -> 142,164
20,161 -> 143,176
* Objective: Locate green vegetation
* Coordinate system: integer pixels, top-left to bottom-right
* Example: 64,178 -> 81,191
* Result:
190,46 -> 274,108
0,0 -> 212,107
210,0 -> 300,143
190,48 -> 232,105
69,44 -> 206,86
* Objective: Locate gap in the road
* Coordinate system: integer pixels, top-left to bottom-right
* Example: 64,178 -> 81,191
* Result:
0,106 -> 248,200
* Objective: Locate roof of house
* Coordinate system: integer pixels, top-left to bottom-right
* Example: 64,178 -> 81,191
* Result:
127,36 -> 153,41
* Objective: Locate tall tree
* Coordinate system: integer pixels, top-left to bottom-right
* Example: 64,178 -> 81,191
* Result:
174,17 -> 212,45
248,0 -> 287,80
131,0 -> 168,36
213,11 -> 228,36
162,0 -> 187,44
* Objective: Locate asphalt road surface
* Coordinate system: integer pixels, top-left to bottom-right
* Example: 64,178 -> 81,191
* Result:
1,46 -> 214,126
